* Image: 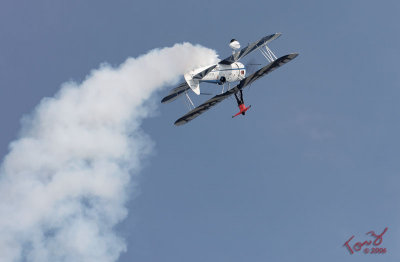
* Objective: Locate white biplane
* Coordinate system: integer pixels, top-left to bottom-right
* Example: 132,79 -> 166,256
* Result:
161,33 -> 298,126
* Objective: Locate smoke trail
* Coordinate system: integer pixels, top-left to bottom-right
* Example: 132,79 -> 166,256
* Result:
0,43 -> 218,262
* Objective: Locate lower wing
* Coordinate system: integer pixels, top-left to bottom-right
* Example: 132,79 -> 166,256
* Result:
174,53 -> 298,126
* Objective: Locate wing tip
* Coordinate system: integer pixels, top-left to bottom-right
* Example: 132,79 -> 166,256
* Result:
281,53 -> 299,61
269,32 -> 282,41
161,95 -> 173,104
174,119 -> 185,126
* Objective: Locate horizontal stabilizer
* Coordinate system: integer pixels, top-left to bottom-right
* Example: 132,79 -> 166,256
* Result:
193,65 -> 217,80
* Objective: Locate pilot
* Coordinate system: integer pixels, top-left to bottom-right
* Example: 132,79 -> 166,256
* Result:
234,90 -> 247,116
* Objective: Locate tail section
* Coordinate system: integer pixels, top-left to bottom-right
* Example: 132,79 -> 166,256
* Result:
184,64 -> 217,95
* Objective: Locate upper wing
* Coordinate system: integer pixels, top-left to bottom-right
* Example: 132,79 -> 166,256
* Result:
219,33 -> 281,65
161,82 -> 190,103
174,53 -> 298,126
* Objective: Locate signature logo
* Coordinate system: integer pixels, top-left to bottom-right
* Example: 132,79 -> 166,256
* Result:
343,227 -> 388,254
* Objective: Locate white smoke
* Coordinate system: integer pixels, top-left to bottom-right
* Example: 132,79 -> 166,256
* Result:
0,43 -> 218,262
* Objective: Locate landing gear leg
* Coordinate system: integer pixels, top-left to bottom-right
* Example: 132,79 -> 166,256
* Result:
233,90 -> 249,117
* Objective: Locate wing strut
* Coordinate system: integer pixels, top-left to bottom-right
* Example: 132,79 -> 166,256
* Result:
185,91 -> 195,109
259,44 -> 278,62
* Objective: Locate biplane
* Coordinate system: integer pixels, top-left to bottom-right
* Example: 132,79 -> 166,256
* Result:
161,33 -> 298,126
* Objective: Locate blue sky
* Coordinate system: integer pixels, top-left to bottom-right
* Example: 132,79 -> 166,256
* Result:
1,0 -> 399,261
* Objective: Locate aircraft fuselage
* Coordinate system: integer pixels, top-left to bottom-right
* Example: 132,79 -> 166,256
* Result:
199,62 -> 246,85
183,62 -> 246,94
